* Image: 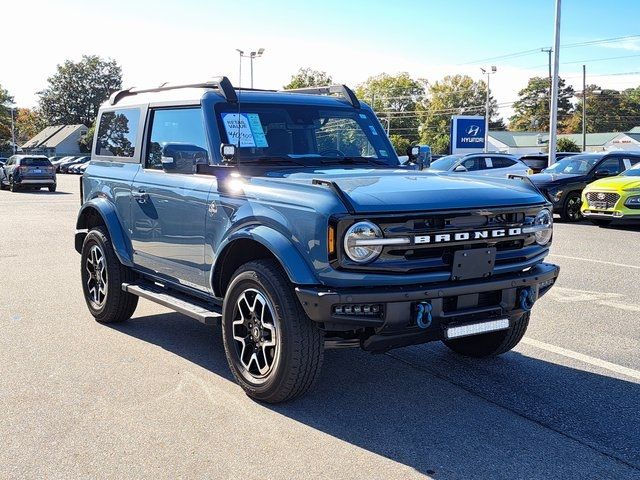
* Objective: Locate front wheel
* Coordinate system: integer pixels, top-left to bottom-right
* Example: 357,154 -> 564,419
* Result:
560,192 -> 583,222
443,313 -> 529,357
48,184 -> 56,192
222,259 -> 324,403
9,177 -> 19,192
80,227 -> 138,323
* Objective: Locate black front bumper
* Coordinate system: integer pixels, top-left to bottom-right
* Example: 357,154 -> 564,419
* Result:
296,263 -> 559,349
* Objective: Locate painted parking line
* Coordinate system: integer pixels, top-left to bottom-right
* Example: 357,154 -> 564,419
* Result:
548,253 -> 640,270
522,337 -> 640,382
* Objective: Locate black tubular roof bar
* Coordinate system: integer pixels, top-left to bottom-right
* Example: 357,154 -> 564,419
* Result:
282,84 -> 361,109
109,76 -> 238,105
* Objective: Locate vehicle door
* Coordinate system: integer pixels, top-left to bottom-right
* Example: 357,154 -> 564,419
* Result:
130,106 -> 213,290
619,154 -> 640,172
456,156 -> 483,174
592,156 -> 625,180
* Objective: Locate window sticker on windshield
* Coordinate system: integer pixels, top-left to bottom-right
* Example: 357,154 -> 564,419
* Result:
247,114 -> 268,147
221,113 -> 269,148
485,158 -> 493,168
368,125 -> 378,136
380,150 -> 388,157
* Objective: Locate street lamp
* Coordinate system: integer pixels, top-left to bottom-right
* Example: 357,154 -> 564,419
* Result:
235,48 -> 265,88
7,103 -> 17,155
480,66 -> 497,153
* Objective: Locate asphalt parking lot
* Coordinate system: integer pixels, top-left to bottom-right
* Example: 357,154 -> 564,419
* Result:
1,175 -> 639,480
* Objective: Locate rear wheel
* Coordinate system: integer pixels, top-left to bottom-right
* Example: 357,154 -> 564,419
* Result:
444,313 -> 529,358
80,227 -> 138,323
222,259 -> 324,403
589,219 -> 612,227
48,184 -> 56,192
560,192 -> 583,222
9,177 -> 19,192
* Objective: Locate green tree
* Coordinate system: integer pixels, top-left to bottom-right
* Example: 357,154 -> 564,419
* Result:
284,68 -> 333,89
509,76 -> 574,131
38,55 -> 122,127
356,72 -> 425,144
418,74 -> 502,154
15,108 -> 45,144
557,137 -> 581,152
565,85 -> 640,133
0,84 -> 15,154
389,134 -> 412,156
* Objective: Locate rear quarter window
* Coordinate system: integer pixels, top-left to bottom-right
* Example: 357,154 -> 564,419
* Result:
95,108 -> 141,157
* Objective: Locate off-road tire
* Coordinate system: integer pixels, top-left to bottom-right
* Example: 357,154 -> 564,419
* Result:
81,226 -> 138,323
560,192 -> 583,222
444,313 -> 530,358
222,259 -> 324,403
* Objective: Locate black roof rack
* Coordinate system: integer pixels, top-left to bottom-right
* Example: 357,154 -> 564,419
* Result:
109,76 -> 238,105
281,84 -> 361,109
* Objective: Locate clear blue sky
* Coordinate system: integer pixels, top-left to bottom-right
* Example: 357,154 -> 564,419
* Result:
4,0 -> 640,110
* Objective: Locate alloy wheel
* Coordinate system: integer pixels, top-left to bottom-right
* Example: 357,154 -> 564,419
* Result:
231,288 -> 280,382
566,196 -> 583,221
85,244 -> 108,308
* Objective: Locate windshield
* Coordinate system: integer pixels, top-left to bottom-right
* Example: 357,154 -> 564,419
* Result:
215,103 -> 396,165
622,163 -> 640,177
544,155 -> 599,174
429,155 -> 461,171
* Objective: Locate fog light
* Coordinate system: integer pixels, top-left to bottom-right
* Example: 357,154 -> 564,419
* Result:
333,304 -> 383,316
445,319 -> 510,339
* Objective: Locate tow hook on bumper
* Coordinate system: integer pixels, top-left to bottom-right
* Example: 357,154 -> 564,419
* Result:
415,302 -> 432,329
519,287 -> 535,312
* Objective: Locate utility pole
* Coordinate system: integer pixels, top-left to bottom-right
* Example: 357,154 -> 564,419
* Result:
10,106 -> 16,154
235,49 -> 243,87
548,0 -> 562,166
541,48 -> 552,110
481,66 -> 496,153
582,64 -> 586,152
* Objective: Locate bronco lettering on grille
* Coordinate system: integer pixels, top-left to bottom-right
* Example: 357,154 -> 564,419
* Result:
414,228 -> 522,245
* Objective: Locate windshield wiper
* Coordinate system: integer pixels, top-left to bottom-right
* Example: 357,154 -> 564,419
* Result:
238,156 -> 307,167
320,156 -> 388,166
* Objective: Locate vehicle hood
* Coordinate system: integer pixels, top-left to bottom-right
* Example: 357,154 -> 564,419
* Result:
529,172 -> 584,188
585,176 -> 640,192
255,168 -> 546,213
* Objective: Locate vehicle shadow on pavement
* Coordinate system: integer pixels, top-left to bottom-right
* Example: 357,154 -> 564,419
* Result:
7,190 -> 73,195
111,312 -> 640,478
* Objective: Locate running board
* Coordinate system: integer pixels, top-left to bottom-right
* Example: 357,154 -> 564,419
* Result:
122,282 -> 222,325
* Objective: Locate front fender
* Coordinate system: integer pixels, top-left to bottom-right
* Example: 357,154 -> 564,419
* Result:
75,197 -> 133,266
214,225 -> 319,288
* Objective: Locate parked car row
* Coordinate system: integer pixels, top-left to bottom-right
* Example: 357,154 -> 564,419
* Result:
50,155 -> 91,173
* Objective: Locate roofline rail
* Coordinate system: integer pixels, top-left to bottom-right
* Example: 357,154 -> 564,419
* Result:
109,76 -> 238,105
281,84 -> 361,109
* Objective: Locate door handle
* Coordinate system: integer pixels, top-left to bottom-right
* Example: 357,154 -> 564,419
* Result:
132,189 -> 149,203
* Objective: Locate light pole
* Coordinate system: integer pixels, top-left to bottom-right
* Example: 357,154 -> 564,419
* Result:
548,0 -> 562,165
236,48 -> 265,88
481,66 -> 496,153
235,49 -> 244,87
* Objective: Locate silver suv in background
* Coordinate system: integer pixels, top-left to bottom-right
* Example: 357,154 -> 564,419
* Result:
0,155 -> 57,192
428,152 -> 532,177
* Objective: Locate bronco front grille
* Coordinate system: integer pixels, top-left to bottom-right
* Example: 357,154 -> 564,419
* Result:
585,192 -> 620,209
336,207 -> 547,275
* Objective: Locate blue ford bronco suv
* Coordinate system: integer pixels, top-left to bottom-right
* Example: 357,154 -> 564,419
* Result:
76,77 -> 559,403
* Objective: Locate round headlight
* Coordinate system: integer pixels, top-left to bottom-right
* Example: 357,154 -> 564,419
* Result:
344,221 -> 383,264
533,208 -> 553,245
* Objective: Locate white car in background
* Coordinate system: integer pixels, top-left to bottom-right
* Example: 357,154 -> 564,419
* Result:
428,153 -> 533,177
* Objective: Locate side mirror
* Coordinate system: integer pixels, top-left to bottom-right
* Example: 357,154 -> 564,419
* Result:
406,145 -> 420,161
453,165 -> 468,172
221,143 -> 237,162
594,169 -> 611,179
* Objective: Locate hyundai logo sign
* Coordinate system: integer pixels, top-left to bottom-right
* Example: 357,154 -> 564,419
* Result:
466,125 -> 481,136
450,115 -> 485,153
